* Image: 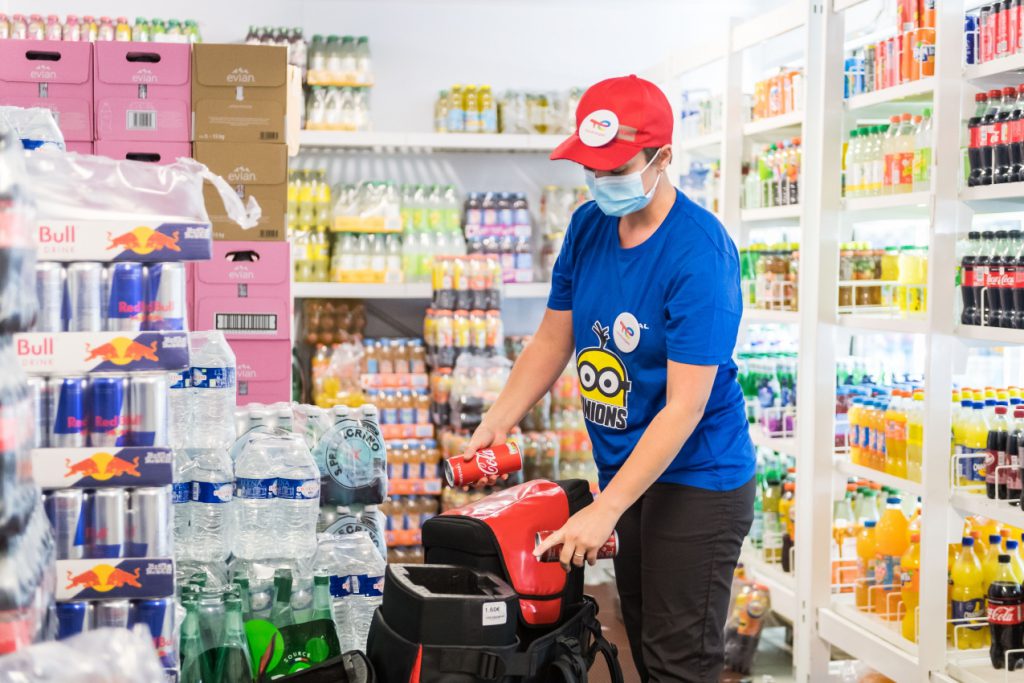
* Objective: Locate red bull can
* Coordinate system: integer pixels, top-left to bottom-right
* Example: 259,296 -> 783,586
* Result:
535,530 -> 618,563
44,489 -> 88,560
133,598 -> 176,668
48,376 -> 87,448
55,601 -> 93,639
34,262 -> 65,332
127,373 -> 168,447
66,262 -> 104,332
144,262 -> 187,331
89,488 -> 127,558
87,374 -> 129,447
93,599 -> 132,628
26,375 -> 49,448
104,262 -> 145,332
128,486 -> 170,557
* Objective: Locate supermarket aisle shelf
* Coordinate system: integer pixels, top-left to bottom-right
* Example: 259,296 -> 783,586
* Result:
298,130 -> 564,153
740,205 -> 802,222
841,191 -> 933,216
740,549 -> 797,623
741,110 -> 804,138
950,491 -> 1024,529
818,604 -> 919,683
835,459 -> 925,497
964,51 -> 1024,85
844,78 -> 935,112
749,425 -> 799,458
292,282 -> 551,300
960,183 -> 1024,212
946,658 -> 1021,683
955,324 -> 1024,345
676,131 -> 723,156
836,315 -> 929,335
742,308 -> 800,325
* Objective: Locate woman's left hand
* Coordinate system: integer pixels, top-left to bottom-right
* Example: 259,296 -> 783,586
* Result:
533,499 -> 621,571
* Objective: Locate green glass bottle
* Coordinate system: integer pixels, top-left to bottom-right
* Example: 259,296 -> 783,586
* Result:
180,598 -> 207,683
270,569 -> 294,628
312,574 -> 333,622
213,596 -> 253,683
233,576 -> 252,622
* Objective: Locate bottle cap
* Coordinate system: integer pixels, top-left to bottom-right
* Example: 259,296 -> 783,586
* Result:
963,536 -> 974,546
865,520 -> 877,528
887,496 -> 901,504
991,534 -> 1003,544
1001,554 -> 1012,563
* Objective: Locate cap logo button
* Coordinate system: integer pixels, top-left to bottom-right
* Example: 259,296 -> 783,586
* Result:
579,109 -> 619,147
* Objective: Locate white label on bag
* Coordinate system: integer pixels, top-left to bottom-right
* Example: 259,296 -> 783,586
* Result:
482,602 -> 508,627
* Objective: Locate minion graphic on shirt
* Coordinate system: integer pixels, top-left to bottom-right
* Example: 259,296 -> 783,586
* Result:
577,321 -> 631,430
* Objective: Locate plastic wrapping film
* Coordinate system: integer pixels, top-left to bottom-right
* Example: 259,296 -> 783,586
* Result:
0,625 -> 165,682
0,107 -> 65,151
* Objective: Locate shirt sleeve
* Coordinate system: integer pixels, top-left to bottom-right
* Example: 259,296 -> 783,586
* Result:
546,215 -> 576,311
664,244 -> 743,366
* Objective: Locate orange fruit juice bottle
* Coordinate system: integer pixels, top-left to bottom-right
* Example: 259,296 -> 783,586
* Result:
874,496 -> 909,620
856,520 -> 878,611
900,533 -> 921,642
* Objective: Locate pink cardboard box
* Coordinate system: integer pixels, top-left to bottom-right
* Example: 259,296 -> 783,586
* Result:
232,339 -> 292,405
94,140 -> 191,165
0,40 -> 93,142
94,41 -> 191,141
65,141 -> 93,154
192,240 -> 291,341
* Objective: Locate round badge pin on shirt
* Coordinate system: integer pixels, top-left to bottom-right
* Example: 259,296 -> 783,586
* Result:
613,312 -> 641,353
579,109 -> 619,148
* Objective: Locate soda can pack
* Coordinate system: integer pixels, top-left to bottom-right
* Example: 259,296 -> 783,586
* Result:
55,597 -> 176,666
443,441 -> 523,488
534,530 -> 619,563
43,486 -> 171,560
33,261 -> 188,333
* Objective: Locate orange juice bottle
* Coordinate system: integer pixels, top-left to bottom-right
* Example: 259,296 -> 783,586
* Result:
856,519 -> 878,611
905,497 -> 921,546
952,536 -> 986,649
885,391 -> 908,478
900,533 -> 921,642
874,496 -> 909,620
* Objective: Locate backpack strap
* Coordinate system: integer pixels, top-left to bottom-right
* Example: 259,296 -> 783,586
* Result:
583,612 -> 624,683
435,647 -> 508,680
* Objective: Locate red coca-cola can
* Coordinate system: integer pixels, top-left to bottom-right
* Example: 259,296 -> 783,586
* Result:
444,441 -> 523,487
535,530 -> 619,563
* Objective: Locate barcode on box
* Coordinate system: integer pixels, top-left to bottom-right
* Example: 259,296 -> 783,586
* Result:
259,131 -> 279,140
127,110 -> 158,130
215,313 -> 278,333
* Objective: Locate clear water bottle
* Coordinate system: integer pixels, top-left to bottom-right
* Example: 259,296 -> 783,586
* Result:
167,370 -> 191,450
276,434 -> 321,561
359,505 -> 387,560
233,436 -> 278,561
189,331 -> 236,450
313,532 -> 384,653
172,449 -> 193,560
188,448 -> 233,563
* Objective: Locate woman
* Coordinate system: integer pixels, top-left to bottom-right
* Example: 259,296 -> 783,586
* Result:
461,75 -> 755,683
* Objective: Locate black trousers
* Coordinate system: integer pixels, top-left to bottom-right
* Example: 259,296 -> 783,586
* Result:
613,477 -> 756,683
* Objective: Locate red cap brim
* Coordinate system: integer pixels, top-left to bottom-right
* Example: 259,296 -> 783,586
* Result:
549,133 -> 644,171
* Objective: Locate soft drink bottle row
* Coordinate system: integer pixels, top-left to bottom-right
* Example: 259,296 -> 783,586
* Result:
244,26 -> 307,74
844,0 -> 935,97
305,86 -> 372,132
844,112 -> 933,197
846,386 -> 926,483
306,35 -> 373,86
430,256 -> 504,311
381,495 -> 439,563
423,307 -> 504,370
965,2 -> 1024,67
54,597 -> 175,667
958,229 -> 1024,328
838,243 -> 928,314
44,486 -> 171,561
387,441 -> 442,481
741,139 -> 802,210
680,90 -> 725,137
0,14 -> 200,42
750,68 -> 803,121
739,243 -> 799,312
32,261 -> 188,333
431,354 -> 510,433
435,88 -> 581,136
966,87 -> 1024,186
950,386 -> 1024,504
464,192 -> 535,283
737,350 -> 797,437
435,85 -> 499,134
750,462 -> 797,572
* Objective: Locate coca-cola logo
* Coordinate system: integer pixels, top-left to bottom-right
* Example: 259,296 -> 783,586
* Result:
988,603 -> 1023,625
476,449 -> 500,477
986,272 -> 1016,287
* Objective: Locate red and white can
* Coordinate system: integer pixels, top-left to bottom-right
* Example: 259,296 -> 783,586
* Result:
444,441 -> 523,487
535,530 -> 619,563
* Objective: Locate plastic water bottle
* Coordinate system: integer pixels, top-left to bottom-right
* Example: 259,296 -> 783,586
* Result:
189,331 -> 236,450
276,434 -> 321,561
167,370 -> 191,450
314,532 -> 384,653
233,436 -> 278,561
360,505 -> 387,560
188,449 -> 233,563
173,449 -> 193,559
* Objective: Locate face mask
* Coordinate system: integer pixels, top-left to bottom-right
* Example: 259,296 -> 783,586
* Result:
584,151 -> 661,217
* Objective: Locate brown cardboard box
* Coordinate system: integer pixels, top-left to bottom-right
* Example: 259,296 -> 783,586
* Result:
195,141 -> 286,241
192,44 -> 287,143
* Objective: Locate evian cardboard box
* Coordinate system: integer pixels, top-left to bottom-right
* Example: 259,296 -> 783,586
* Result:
193,141 -> 285,241
0,40 -> 93,142
191,43 -> 286,144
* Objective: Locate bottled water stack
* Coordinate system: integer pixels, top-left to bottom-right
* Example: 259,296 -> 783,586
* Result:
233,437 -> 278,561
187,449 -> 233,562
188,331 -> 237,450
276,434 -> 321,561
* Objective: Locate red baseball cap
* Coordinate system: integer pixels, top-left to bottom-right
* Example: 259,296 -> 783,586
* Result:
550,75 -> 674,171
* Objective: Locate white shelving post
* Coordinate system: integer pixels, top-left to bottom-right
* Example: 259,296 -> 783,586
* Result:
720,18 -> 744,236
793,1 -> 845,680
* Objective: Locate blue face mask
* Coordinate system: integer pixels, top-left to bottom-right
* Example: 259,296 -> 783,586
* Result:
584,151 -> 661,217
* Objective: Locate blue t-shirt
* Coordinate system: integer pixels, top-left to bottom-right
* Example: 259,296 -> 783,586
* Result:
547,190 -> 754,492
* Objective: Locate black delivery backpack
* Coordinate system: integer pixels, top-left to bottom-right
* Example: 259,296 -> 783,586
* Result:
367,479 -> 623,683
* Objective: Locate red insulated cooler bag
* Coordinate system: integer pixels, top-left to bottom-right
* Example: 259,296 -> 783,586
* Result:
366,479 -> 623,683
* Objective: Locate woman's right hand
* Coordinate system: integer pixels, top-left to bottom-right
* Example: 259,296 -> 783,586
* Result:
459,421 -> 508,489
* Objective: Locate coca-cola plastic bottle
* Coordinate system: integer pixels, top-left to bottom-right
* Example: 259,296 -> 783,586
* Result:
996,87 -> 1018,183
1002,229 -> 1024,328
978,230 -> 999,326
1008,406 -> 1024,504
962,231 -> 983,326
1011,85 -> 1024,182
990,230 -> 1012,327
988,554 -> 1024,670
982,89 -> 1005,185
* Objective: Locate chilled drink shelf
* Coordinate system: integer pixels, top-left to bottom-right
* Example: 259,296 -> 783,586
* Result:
842,191 -> 933,215
835,459 -> 925,497
950,491 -> 1024,531
818,602 -> 920,683
742,110 -> 804,139
946,657 -> 1023,683
739,548 -> 797,622
298,130 -> 565,153
836,314 -> 929,335
740,205 -> 802,222
749,425 -> 799,458
965,51 -> 1024,86
955,324 -> 1024,345
292,282 -> 551,300
845,78 -> 935,113
676,131 -> 723,156
960,184 -> 1024,213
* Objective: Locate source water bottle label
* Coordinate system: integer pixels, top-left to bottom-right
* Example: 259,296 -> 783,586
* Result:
192,366 -> 236,389
172,482 -> 190,504
169,370 -> 191,390
191,481 -> 233,504
277,477 -> 320,500
235,477 -> 277,500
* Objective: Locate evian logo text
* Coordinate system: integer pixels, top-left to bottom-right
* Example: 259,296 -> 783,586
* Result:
30,65 -> 57,81
226,67 -> 255,84
228,166 -> 257,183
132,68 -> 158,84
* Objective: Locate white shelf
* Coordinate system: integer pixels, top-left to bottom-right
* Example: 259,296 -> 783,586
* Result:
965,51 -> 1024,85
750,425 -> 799,458
740,549 -> 797,623
742,110 -> 804,138
960,183 -> 1024,212
845,78 -> 935,113
298,130 -> 565,153
291,282 -> 550,300
956,324 -> 1024,345
835,459 -> 925,497
818,603 -> 920,683
951,491 -> 1024,529
676,131 -> 723,155
836,314 -> 929,335
740,205 -> 802,222
742,307 -> 801,325
841,191 -> 933,216
947,657 -> 1024,683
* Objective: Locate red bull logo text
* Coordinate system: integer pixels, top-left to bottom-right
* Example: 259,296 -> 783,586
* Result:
84,337 -> 160,365
37,224 -> 76,243
17,336 -> 54,356
106,228 -> 181,255
64,453 -> 141,481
